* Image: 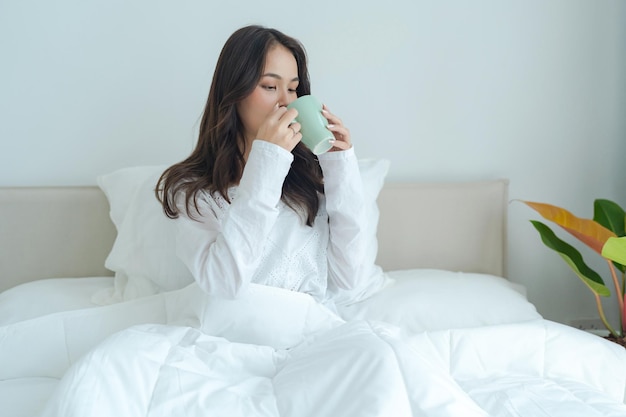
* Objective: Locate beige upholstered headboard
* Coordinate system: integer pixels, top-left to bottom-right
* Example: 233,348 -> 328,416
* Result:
0,179 -> 508,293
375,181 -> 508,276
0,187 -> 116,292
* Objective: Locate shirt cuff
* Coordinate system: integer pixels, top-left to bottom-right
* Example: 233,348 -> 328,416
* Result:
237,140 -> 293,208
250,139 -> 295,164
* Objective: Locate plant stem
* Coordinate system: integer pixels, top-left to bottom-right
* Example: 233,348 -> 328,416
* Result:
623,293 -> 626,337
622,271 -> 626,333
607,260 -> 624,334
595,293 -> 620,338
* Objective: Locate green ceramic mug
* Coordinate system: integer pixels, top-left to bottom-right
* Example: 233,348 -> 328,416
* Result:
287,95 -> 334,155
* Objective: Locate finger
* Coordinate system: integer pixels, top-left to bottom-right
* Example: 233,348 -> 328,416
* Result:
329,139 -> 350,151
280,107 -> 299,125
288,129 -> 302,148
326,123 -> 351,141
263,103 -> 287,126
288,122 -> 301,136
322,106 -> 342,126
273,102 -> 288,115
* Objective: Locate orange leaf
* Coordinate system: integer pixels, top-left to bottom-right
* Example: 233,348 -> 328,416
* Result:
523,201 -> 617,254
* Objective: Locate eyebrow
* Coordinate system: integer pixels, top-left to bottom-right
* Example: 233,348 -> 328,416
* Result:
262,73 -> 299,82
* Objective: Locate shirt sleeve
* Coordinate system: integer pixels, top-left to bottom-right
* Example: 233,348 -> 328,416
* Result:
318,147 -> 366,290
173,140 -> 293,298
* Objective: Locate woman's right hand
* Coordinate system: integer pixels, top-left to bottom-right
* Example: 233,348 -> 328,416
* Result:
255,104 -> 302,152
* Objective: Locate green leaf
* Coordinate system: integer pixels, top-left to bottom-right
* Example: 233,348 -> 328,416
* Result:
594,199 -> 626,273
602,236 -> 626,266
530,220 -> 610,297
593,199 -> 625,236
522,200 -> 616,254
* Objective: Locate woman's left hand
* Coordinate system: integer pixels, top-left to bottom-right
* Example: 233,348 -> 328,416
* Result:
322,105 -> 352,151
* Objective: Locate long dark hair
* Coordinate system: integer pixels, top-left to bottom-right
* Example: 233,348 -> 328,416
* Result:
156,25 -> 324,226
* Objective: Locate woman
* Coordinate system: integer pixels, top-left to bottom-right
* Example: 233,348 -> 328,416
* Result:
156,25 -> 366,306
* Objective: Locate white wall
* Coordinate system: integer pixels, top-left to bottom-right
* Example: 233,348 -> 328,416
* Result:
1,0 -> 625,326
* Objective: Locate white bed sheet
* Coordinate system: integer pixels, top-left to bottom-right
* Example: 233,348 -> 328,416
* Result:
0,277 -> 113,326
0,377 -> 58,417
0,269 -> 543,332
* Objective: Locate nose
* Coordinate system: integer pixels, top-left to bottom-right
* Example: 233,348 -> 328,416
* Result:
279,88 -> 295,107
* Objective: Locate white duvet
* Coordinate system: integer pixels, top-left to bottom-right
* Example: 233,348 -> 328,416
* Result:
2,282 -> 626,417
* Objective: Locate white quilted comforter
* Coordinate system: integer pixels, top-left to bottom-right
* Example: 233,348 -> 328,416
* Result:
2,283 -> 626,417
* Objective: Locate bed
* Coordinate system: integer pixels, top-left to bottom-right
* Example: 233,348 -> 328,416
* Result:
1,161 -> 625,417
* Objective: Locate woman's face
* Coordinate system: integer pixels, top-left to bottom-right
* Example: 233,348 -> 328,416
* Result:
237,44 -> 299,144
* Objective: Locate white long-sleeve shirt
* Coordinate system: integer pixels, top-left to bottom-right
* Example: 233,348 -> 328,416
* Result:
173,140 -> 366,303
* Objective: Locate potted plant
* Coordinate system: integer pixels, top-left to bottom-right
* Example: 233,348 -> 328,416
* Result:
521,199 -> 626,347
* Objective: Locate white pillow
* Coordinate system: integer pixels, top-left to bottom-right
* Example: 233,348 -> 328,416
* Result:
166,282 -> 344,349
96,159 -> 390,303
96,165 -> 194,303
336,269 -> 542,332
329,158 -> 390,306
